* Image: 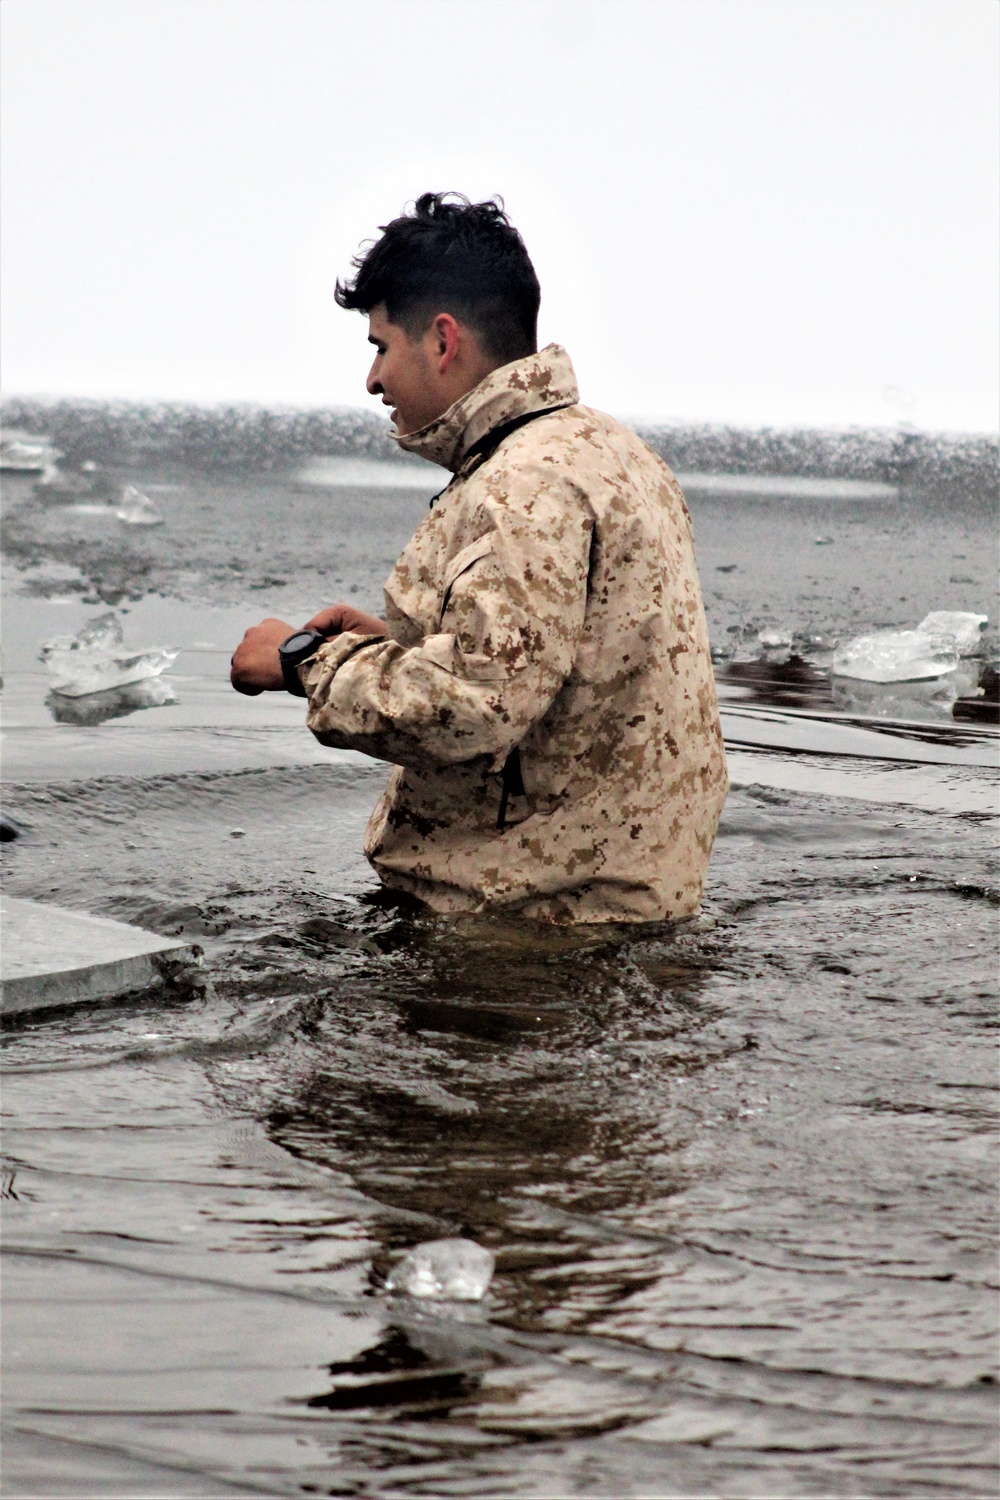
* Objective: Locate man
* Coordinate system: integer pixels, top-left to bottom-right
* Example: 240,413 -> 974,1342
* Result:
232,193 -> 727,923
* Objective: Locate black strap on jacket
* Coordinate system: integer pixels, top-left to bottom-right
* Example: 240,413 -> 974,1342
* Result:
496,747 -> 526,832
440,400 -> 575,830
476,404 -> 573,831
462,401 -> 575,475
429,401 -> 575,508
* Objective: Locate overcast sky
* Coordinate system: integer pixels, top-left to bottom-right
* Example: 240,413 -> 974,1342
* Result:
2,0 -> 997,431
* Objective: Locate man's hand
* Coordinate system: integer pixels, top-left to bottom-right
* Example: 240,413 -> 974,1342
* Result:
230,604 -> 388,696
230,617 -> 296,695
302,603 -> 387,637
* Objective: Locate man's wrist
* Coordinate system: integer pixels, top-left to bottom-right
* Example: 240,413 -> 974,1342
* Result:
278,629 -> 327,696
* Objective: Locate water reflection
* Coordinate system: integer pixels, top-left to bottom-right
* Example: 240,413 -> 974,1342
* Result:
718,654 -> 997,723
254,913 -> 725,1323
306,1326 -> 484,1414
719,654 -> 832,709
46,676 -> 177,724
830,660 -> 982,719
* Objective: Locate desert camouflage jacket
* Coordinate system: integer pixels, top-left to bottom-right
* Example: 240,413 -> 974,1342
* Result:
302,344 -> 728,922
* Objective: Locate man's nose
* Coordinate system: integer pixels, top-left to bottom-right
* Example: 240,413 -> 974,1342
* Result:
366,359 -> 383,397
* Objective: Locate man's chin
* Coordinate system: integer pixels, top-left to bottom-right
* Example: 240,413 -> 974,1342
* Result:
385,405 -> 434,437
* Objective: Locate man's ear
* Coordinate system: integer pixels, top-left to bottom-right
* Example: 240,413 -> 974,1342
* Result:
430,313 -> 461,372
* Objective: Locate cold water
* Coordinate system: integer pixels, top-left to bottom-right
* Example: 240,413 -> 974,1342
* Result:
1,446 -> 997,1497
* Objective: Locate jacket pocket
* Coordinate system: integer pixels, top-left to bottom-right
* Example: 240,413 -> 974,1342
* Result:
438,534 -> 497,624
432,533 -> 530,684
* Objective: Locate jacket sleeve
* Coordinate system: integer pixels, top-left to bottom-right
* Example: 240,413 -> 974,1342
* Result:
301,462 -> 592,771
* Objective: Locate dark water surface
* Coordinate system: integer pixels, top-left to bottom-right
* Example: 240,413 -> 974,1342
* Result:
1,460 -> 998,1497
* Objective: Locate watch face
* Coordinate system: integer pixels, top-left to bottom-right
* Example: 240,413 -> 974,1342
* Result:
281,631 -> 318,656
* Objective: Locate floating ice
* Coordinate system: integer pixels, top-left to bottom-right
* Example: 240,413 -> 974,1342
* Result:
916,612 -> 988,657
40,613 -> 177,698
831,630 -> 958,683
296,455 -> 445,491
831,612 -> 987,683
386,1237 -> 495,1301
116,485 -> 164,526
674,472 -> 899,502
0,432 -> 60,476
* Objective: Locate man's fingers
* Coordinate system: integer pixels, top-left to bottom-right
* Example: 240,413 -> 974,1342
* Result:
302,605 -> 346,634
229,617 -> 293,695
303,603 -> 388,636
230,646 -> 263,694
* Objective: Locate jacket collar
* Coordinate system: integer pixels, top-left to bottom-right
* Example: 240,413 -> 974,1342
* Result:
393,343 -> 579,473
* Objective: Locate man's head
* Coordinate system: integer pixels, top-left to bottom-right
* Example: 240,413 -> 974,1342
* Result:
335,193 -> 541,434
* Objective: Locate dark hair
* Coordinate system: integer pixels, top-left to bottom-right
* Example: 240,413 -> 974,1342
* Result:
335,193 -> 540,365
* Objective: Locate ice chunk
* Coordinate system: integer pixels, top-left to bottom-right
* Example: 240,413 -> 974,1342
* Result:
916,612 -> 987,656
40,613 -> 177,698
831,612 -> 988,683
831,630 -> 958,682
0,432 -> 60,475
296,455 -> 445,491
116,485 -> 164,526
386,1237 -> 495,1301
757,630 -> 793,662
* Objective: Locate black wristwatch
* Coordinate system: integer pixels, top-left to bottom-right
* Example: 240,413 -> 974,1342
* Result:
278,629 -> 327,697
